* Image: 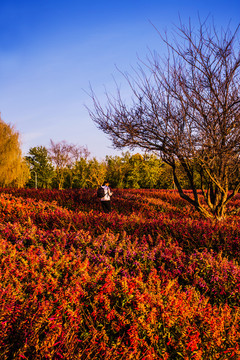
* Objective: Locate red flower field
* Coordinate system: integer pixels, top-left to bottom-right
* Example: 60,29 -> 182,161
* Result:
0,188 -> 240,359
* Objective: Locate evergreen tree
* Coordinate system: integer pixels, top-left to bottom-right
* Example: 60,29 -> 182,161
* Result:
25,146 -> 54,188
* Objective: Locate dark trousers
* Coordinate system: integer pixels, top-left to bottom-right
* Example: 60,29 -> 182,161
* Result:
101,201 -> 111,213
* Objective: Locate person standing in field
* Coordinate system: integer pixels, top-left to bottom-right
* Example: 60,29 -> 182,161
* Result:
99,181 -> 113,213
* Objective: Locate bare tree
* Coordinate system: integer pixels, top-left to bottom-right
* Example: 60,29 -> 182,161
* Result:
48,140 -> 89,189
88,19 -> 240,220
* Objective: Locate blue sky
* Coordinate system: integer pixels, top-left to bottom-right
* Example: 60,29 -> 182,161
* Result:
0,0 -> 240,159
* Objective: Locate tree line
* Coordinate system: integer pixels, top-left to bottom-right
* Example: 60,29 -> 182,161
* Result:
25,143 -> 177,190
25,143 -> 240,191
0,115 -> 194,190
0,115 -> 239,193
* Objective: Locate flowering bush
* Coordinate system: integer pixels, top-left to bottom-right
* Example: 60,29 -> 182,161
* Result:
0,188 -> 239,359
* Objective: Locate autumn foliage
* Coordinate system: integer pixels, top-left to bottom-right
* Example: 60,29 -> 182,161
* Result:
0,188 -> 240,359
0,118 -> 29,187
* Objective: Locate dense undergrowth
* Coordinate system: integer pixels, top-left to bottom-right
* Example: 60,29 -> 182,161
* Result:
0,188 -> 239,359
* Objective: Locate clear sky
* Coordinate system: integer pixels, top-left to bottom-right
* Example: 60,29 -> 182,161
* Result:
0,0 -> 239,159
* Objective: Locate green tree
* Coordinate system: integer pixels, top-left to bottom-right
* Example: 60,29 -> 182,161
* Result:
0,116 -> 29,187
65,146 -> 90,188
25,146 -> 54,188
105,152 -> 130,188
70,158 -> 89,188
139,153 -> 165,189
105,151 -> 175,189
124,153 -> 143,188
85,158 -> 107,188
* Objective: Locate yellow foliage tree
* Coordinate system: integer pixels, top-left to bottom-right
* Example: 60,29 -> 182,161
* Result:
0,116 -> 29,187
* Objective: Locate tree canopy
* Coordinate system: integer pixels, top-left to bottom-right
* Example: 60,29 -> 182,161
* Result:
0,116 -> 29,187
88,19 -> 240,219
25,146 -> 54,189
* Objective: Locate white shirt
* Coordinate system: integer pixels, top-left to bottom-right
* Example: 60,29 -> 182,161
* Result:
100,185 -> 112,201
